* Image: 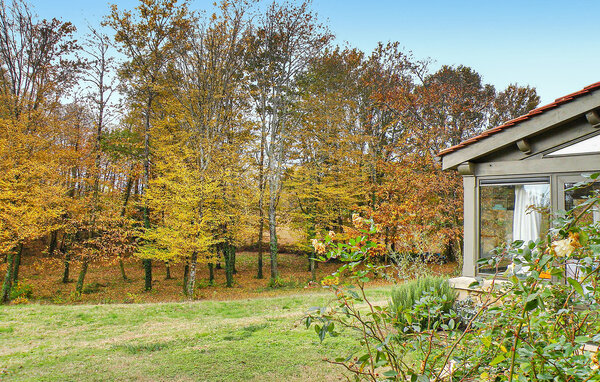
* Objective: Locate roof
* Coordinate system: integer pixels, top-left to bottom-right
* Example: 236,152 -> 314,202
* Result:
437,81 -> 600,157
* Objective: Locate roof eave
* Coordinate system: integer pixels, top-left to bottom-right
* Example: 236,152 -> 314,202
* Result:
439,88 -> 600,171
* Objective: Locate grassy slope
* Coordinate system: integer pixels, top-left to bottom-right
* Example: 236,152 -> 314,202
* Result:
0,288 -> 393,381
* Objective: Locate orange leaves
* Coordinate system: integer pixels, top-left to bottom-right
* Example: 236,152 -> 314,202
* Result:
367,158 -> 463,254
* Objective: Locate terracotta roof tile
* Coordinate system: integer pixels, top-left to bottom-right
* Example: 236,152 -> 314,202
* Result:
437,81 -> 600,157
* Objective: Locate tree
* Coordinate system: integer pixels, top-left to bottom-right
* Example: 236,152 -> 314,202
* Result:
247,0 -> 332,282
0,0 -> 80,303
287,47 -> 368,276
105,0 -> 196,291
69,27 -> 120,294
490,83 -> 540,127
134,0 -> 254,295
139,142 -> 220,297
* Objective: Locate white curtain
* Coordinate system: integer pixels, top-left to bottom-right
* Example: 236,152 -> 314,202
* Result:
512,185 -> 548,244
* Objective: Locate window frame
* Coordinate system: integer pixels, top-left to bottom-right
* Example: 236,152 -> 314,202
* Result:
477,176 -> 551,276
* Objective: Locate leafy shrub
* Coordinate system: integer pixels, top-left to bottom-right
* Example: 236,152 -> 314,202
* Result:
453,295 -> 483,328
306,176 -> 600,381
123,293 -> 142,304
266,277 -> 300,289
10,280 -> 33,300
391,276 -> 457,328
10,296 -> 29,305
82,282 -> 105,294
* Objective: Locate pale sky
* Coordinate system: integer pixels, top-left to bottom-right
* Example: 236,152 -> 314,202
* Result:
32,0 -> 599,105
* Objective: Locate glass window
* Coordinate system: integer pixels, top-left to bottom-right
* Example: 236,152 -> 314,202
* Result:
546,135 -> 600,156
479,182 -> 550,274
564,182 -> 600,225
563,181 -> 600,290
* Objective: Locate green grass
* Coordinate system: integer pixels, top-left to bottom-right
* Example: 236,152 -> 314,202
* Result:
0,287 -> 392,381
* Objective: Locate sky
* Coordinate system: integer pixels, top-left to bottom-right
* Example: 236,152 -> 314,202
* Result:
32,0 -> 599,105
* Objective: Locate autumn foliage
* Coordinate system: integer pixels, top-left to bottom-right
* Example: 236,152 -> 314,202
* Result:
0,0 -> 540,303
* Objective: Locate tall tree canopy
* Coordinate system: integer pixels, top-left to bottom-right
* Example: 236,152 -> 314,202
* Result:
0,0 -> 541,302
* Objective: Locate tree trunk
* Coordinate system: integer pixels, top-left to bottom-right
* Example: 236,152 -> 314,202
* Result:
224,243 -> 235,288
165,261 -> 172,280
268,196 -> 279,281
186,252 -> 198,298
75,257 -> 89,294
183,262 -> 190,295
12,244 -> 22,283
308,253 -> 317,281
141,95 -> 153,291
62,252 -> 71,283
48,230 -> 58,256
1,245 -> 19,303
257,134 -> 266,279
232,250 -> 237,275
456,237 -> 464,275
142,259 -> 152,291
208,263 -> 214,285
257,229 -> 264,279
119,259 -> 128,281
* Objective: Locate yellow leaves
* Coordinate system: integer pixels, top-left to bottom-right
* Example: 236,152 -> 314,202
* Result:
321,276 -> 339,286
138,123 -> 251,263
0,110 -> 68,254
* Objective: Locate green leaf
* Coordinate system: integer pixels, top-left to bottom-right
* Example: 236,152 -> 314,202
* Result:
481,335 -> 492,348
575,335 -> 591,344
579,231 -> 588,246
448,318 -> 455,330
490,354 -> 506,366
524,298 -> 538,311
567,277 -> 584,296
305,317 -> 312,329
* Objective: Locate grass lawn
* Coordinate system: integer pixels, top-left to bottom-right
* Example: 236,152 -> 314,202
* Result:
0,287 -> 393,381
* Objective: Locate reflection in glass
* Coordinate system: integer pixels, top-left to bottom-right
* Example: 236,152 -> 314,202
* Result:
546,135 -> 600,156
564,182 -> 600,293
564,182 -> 600,225
479,183 -> 550,273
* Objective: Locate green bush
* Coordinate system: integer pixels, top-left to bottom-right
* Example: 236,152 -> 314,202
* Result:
82,282 -> 105,294
390,276 -> 457,328
10,280 -> 33,300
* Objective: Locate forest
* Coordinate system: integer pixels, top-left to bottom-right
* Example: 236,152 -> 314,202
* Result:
0,0 -> 541,304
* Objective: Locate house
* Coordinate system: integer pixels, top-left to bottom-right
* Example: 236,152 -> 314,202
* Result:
438,82 -> 600,280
